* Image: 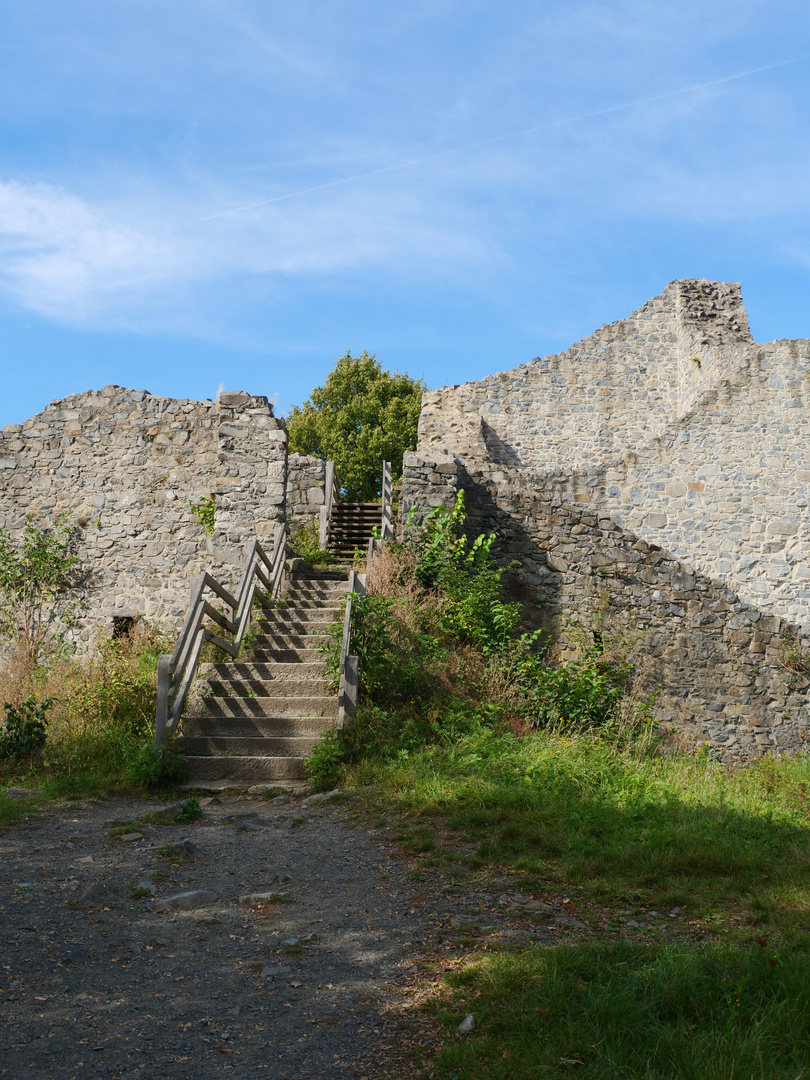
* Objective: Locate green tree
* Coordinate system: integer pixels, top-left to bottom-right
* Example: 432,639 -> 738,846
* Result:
0,514 -> 80,662
287,351 -> 424,502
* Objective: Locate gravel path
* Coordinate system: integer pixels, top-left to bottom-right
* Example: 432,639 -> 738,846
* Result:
1,793 -> 440,1080
0,790 -> 606,1079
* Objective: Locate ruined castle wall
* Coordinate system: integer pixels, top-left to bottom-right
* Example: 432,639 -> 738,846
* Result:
411,280 -> 810,632
0,386 -> 287,644
609,338 -> 810,626
417,280 -> 752,471
286,454 -> 326,524
403,450 -> 810,761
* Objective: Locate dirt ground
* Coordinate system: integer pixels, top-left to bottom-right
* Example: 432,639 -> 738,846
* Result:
0,790 -> 602,1080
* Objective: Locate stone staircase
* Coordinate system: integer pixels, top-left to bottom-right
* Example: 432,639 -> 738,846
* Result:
328,501 -> 381,560
175,574 -> 348,788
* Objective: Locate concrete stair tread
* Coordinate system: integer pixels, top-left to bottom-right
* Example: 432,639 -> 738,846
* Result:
176,736 -> 320,756
182,757 -> 309,781
203,696 -> 338,719
183,715 -> 336,736
206,679 -> 332,696
202,661 -> 328,678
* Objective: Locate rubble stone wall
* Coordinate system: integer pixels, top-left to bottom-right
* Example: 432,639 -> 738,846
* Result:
404,278 -> 810,757
286,454 -> 326,524
413,280 -> 810,630
0,386 -> 287,644
402,450 -> 810,761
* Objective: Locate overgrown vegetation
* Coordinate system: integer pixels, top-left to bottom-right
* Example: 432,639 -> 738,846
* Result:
0,513 -> 184,800
1,622 -> 176,798
306,490 -> 810,1075
0,514 -> 81,662
286,517 -> 331,571
0,696 -> 51,759
311,491 -> 656,787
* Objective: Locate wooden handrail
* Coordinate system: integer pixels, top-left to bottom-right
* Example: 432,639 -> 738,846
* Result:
337,566 -> 364,729
154,523 -> 287,746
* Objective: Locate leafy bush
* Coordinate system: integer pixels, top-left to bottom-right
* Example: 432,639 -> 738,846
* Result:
0,696 -> 51,759
304,728 -> 346,790
0,513 -> 81,661
287,518 -> 331,571
125,742 -> 187,788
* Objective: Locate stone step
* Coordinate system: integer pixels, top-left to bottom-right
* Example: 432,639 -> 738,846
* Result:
182,756 -> 309,782
175,735 -> 320,758
202,695 -> 338,718
182,715 -> 336,737
205,677 -> 332,698
256,612 -> 338,628
201,661 -> 328,680
266,599 -> 344,611
333,502 -> 382,511
246,648 -> 324,663
250,631 -> 330,646
284,580 -> 349,592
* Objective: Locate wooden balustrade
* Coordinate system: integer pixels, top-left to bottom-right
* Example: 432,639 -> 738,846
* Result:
154,523 -> 286,746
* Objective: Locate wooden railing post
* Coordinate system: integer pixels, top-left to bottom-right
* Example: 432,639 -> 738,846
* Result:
381,459 -> 393,540
154,654 -> 172,747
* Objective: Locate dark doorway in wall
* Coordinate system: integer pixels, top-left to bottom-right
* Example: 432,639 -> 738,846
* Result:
113,616 -> 138,640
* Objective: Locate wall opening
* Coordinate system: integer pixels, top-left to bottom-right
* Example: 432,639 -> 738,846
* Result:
113,616 -> 138,640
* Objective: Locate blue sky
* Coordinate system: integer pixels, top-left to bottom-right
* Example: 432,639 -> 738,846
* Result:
1,1 -> 809,425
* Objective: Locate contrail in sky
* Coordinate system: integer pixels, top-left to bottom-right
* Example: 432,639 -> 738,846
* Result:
201,52 -> 810,222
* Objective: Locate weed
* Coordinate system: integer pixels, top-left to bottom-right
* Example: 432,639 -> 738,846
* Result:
124,743 -> 187,789
287,518 -> 331,571
188,495 -> 216,535
0,696 -> 51,759
177,795 -> 202,823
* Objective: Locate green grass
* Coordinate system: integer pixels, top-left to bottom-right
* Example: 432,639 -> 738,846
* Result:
350,730 -> 810,923
432,939 -> 810,1079
344,730 -> 810,1075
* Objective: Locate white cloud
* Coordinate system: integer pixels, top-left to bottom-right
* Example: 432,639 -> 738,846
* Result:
0,174 -> 491,329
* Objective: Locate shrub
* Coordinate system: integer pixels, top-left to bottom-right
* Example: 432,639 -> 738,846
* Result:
304,728 -> 346,790
287,518 -> 330,571
0,513 -> 81,661
125,743 -> 187,788
0,696 -> 51,759
188,495 -> 216,535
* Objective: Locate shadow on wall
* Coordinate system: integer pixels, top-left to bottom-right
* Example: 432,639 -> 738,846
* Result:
480,421 -> 523,470
454,463 -> 809,763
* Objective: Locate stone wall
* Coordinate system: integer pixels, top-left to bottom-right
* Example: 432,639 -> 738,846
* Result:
402,451 -> 810,760
413,279 -> 810,632
404,277 -> 810,757
286,453 -> 326,525
0,386 -> 287,644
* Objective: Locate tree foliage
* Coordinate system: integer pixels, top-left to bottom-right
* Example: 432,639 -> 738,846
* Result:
287,351 -> 424,502
0,514 -> 81,661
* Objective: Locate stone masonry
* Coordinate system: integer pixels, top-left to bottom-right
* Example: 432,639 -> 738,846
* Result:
404,279 -> 810,758
286,453 -> 326,525
0,386 -> 287,644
